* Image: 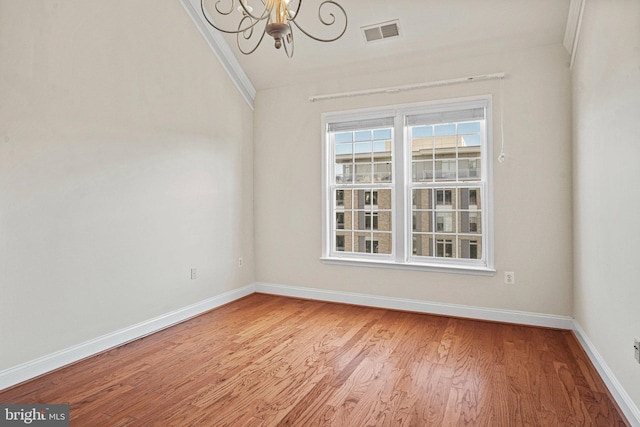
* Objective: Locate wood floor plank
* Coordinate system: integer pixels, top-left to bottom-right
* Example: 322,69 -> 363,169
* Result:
0,294 -> 630,426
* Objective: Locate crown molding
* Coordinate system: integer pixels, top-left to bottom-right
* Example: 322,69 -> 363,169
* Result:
563,0 -> 586,69
178,0 -> 256,109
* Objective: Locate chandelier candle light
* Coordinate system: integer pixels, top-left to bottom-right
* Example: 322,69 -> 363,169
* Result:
200,0 -> 348,57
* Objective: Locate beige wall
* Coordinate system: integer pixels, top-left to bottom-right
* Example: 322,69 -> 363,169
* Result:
0,1 -> 254,370
254,43 -> 573,315
572,0 -> 640,409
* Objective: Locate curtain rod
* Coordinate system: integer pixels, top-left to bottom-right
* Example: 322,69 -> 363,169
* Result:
308,72 -> 505,102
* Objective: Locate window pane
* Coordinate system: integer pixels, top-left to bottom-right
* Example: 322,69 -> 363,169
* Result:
435,236 -> 456,258
412,126 -> 433,138
377,189 -> 392,209
354,190 -> 367,208
377,211 -> 392,232
459,212 -> 481,234
412,234 -> 433,257
374,129 -> 392,140
335,132 -> 352,143
412,211 -> 432,232
412,136 -> 432,154
458,158 -> 481,180
436,212 -> 455,233
373,162 -> 392,182
459,134 -> 481,147
364,190 -> 378,206
458,187 -> 481,209
335,143 -> 353,156
412,161 -> 433,182
364,212 -> 378,230
435,159 -> 456,180
373,233 -> 392,254
355,211 -> 368,230
458,122 -> 481,133
335,152 -> 352,165
336,211 -> 353,230
373,141 -> 392,159
335,212 -> 345,230
355,164 -> 372,183
336,232 -> 350,251
355,232 -> 370,253
412,189 -> 433,209
354,141 -> 372,157
435,188 -> 455,208
459,237 -> 482,259
435,124 -> 456,136
355,130 -> 372,142
342,189 -> 353,209
343,210 -> 353,230
335,164 -> 352,183
353,141 -> 373,154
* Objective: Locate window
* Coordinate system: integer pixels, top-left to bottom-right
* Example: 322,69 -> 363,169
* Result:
323,98 -> 493,274
436,239 -> 453,258
436,189 -> 452,206
469,189 -> 477,206
364,190 -> 378,206
469,240 -> 478,259
365,238 -> 379,254
365,212 -> 379,230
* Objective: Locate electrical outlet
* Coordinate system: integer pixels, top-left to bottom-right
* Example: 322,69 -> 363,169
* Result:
634,338 -> 640,364
504,271 -> 515,285
190,268 -> 197,280
238,257 -> 244,267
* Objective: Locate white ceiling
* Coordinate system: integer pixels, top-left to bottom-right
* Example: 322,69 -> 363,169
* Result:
205,0 -> 572,90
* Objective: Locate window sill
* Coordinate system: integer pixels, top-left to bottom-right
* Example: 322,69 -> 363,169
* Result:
320,256 -> 496,276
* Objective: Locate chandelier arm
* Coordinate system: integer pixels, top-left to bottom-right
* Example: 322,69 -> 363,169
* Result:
286,0 -> 301,21
237,16 -> 269,55
290,0 -> 347,42
282,25 -> 294,58
201,0 -> 347,57
212,0 -> 235,15
237,0 -> 272,22
201,0 -> 268,34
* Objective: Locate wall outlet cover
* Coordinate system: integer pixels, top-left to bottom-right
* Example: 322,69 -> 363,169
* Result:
504,271 -> 515,285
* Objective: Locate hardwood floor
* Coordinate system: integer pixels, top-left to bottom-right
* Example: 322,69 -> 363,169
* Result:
0,294 -> 629,426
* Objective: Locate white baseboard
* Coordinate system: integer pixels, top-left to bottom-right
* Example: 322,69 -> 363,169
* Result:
0,284 -> 255,391
255,282 -> 639,425
3,281 -> 637,427
254,282 -> 574,329
572,322 -> 640,426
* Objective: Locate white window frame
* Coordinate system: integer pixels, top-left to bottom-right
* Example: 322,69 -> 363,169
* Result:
321,97 -> 495,276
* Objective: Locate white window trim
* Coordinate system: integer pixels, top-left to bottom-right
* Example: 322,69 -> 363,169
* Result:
321,96 -> 495,276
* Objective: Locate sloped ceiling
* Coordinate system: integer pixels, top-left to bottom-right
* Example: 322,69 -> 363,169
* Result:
182,0 -> 573,98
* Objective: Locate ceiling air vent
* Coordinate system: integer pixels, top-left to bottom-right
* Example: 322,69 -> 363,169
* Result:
361,20 -> 401,43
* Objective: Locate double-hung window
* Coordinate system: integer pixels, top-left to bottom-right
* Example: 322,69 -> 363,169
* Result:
323,97 -> 494,274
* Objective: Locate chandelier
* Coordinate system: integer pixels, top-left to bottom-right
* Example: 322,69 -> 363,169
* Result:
200,0 -> 348,58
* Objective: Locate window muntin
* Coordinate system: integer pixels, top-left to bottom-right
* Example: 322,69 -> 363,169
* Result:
411,186 -> 483,259
407,106 -> 485,263
332,188 -> 393,255
324,99 -> 492,273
